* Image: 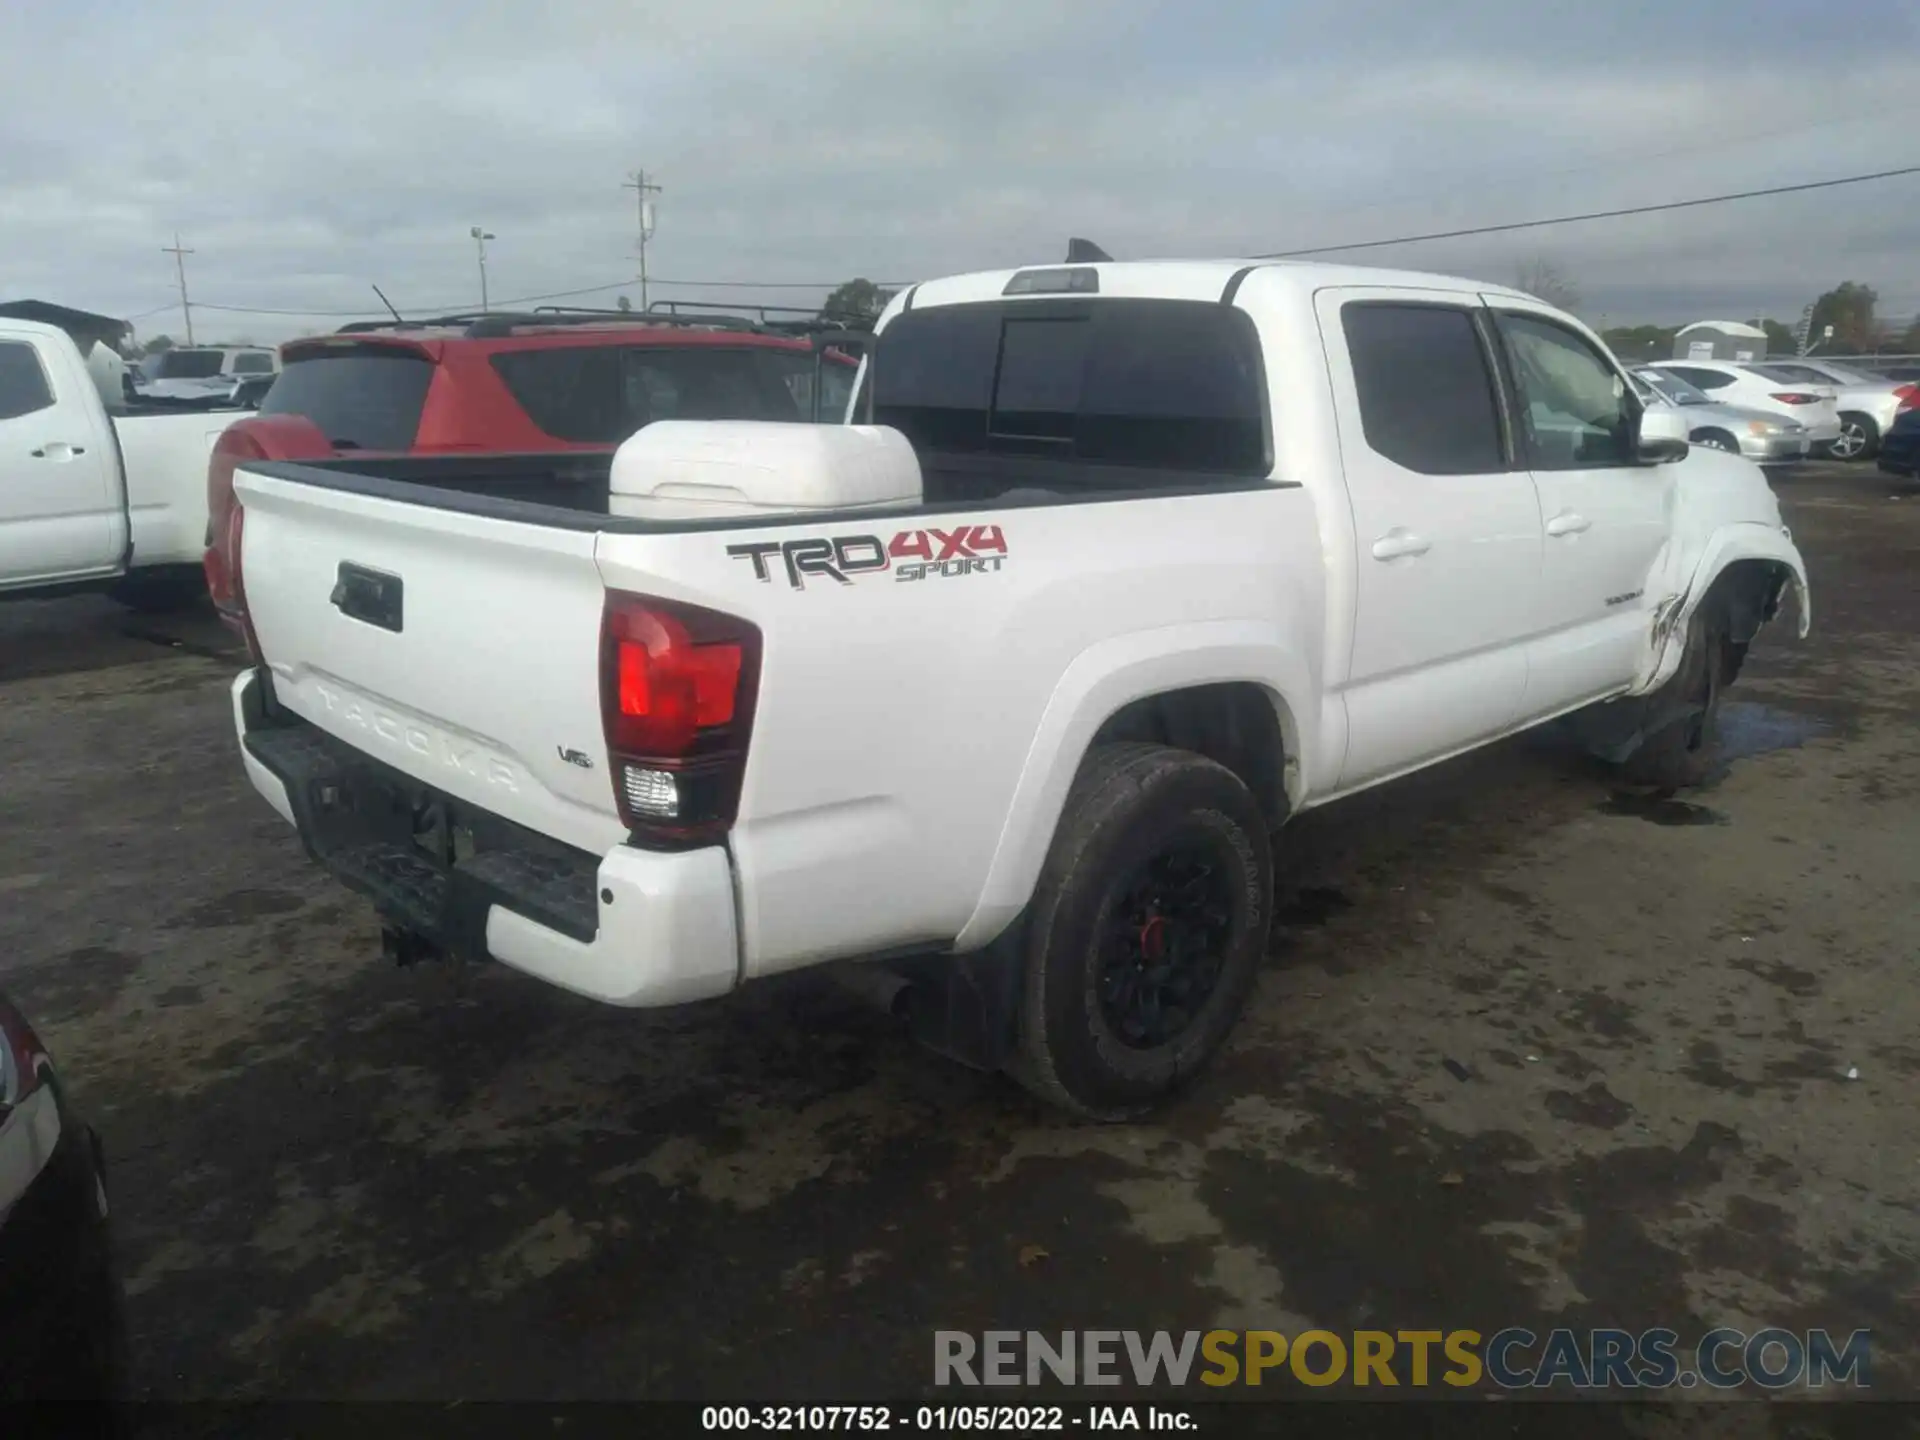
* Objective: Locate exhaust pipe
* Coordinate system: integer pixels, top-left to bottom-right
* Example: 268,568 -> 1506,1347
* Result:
824,962 -> 914,1018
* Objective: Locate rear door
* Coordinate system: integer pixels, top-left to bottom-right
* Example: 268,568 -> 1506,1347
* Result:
1316,289 -> 1543,789
0,329 -> 124,588
1488,302 -> 1673,716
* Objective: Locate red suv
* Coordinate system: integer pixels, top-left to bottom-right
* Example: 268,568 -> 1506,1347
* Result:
203,308 -> 863,632
223,308 -> 859,457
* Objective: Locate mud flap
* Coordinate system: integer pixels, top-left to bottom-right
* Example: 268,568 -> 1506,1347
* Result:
897,918 -> 1028,1072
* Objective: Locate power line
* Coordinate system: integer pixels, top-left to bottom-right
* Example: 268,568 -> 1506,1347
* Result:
1254,163 -> 1920,258
131,162 -> 1920,322
1285,101 -> 1920,233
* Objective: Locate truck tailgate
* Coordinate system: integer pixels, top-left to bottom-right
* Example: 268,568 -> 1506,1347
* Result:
236,469 -> 625,856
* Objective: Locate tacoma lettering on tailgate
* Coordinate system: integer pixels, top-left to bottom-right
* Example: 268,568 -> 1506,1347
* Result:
312,682 -> 519,792
727,525 -> 1007,590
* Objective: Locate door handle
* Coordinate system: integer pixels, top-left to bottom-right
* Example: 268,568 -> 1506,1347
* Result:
28,443 -> 85,460
1370,530 -> 1431,560
1546,512 -> 1591,537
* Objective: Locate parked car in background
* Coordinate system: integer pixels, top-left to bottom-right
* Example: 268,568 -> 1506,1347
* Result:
1629,367 -> 1811,462
0,991 -> 128,1409
2,317 -> 250,610
1642,361 -> 1843,454
134,344 -> 280,400
203,310 -> 864,610
1878,404 -> 1920,481
1748,359 -> 1918,461
216,258 -> 1807,1117
206,308 -> 860,482
1863,362 -> 1920,384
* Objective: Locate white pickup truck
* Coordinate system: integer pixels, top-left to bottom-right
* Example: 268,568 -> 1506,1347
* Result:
1,317 -> 251,610
222,259 -> 1810,1117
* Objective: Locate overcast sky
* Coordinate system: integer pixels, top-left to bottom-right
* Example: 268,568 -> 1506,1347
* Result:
3,0 -> 1917,344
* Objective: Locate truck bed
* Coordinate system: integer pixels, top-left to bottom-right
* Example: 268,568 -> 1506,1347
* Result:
247,446 -> 1275,533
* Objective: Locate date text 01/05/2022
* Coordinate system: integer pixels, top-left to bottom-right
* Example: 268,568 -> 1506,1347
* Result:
700,1404 -> 1193,1432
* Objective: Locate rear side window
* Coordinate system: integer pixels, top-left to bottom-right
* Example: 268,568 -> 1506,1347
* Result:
871,299 -> 1269,475
152,350 -> 225,380
1665,365 -> 1734,391
1340,304 -> 1505,475
260,350 -> 434,449
230,352 -> 275,375
775,353 -> 858,421
0,341 -> 55,421
491,345 -> 830,444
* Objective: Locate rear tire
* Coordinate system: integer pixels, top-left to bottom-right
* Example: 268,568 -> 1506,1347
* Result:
1831,414 -> 1878,461
1006,743 -> 1273,1120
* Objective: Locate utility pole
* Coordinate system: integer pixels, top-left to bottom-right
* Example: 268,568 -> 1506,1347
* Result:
623,170 -> 662,311
162,233 -> 196,346
470,226 -> 495,312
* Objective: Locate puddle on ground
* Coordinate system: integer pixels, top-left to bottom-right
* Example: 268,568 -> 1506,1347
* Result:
1277,886 -> 1353,926
1694,702 -> 1832,791
1598,792 -> 1729,827
1597,703 -> 1829,824
1716,702 -> 1828,763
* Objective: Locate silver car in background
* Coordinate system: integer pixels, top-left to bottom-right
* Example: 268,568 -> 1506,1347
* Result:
1630,367 -> 1812,462
1641,360 -> 1843,451
1749,359 -> 1919,461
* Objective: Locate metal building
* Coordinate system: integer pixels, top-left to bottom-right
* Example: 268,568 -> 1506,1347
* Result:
1673,320 -> 1769,363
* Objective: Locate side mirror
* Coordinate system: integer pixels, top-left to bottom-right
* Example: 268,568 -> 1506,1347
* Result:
1636,403 -> 1691,464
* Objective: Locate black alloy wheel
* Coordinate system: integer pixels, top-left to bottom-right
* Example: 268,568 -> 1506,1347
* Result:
1098,838 -> 1238,1049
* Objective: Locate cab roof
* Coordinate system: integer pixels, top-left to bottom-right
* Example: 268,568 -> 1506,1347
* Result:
893,259 -> 1538,315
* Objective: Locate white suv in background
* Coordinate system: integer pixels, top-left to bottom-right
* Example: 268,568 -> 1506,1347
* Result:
1645,361 -> 1843,454
1747,359 -> 1917,462
134,346 -> 280,401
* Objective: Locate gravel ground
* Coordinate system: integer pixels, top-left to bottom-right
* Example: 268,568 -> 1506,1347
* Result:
1,461 -> 1914,1434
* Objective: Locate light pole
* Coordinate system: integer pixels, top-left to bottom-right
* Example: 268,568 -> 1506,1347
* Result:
470,226 -> 495,312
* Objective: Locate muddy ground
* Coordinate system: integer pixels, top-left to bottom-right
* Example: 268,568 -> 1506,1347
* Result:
1,461 -> 1914,1433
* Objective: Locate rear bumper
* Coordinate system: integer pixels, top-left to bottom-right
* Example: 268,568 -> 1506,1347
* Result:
232,670 -> 739,1007
1743,431 -> 1811,462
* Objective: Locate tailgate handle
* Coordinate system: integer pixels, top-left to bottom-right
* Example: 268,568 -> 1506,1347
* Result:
331,562 -> 404,633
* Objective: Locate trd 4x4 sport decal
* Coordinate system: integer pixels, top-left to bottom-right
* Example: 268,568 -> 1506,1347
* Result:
727,524 -> 1007,590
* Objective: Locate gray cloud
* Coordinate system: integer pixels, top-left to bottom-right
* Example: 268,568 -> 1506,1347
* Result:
3,0 -> 1916,342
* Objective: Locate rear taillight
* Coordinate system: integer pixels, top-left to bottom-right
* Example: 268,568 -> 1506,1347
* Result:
1769,392 -> 1822,405
600,593 -> 761,847
205,431 -> 265,663
1895,383 -> 1918,411
204,416 -> 333,666
0,997 -> 47,1109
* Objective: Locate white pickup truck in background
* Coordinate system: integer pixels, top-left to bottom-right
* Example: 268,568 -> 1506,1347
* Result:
133,344 -> 281,402
220,258 -> 1809,1117
1,317 -> 255,611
